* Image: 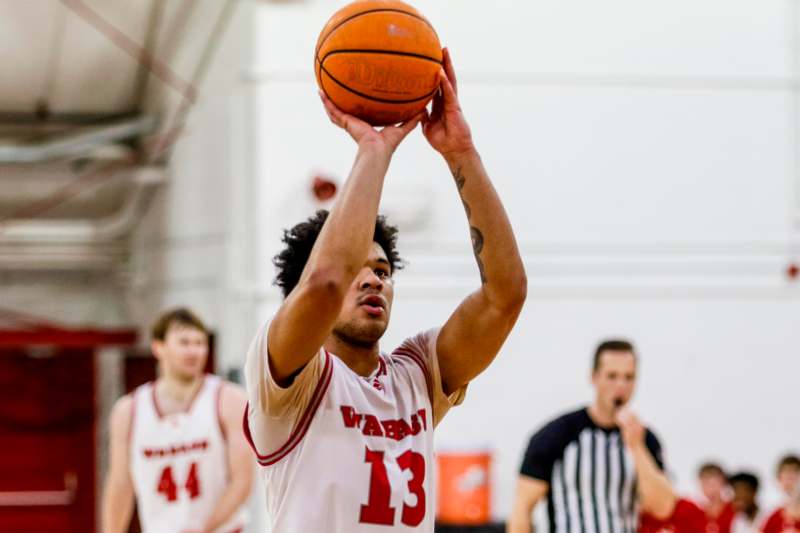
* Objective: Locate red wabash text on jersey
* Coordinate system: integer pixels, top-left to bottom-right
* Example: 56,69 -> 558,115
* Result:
244,328 -> 466,533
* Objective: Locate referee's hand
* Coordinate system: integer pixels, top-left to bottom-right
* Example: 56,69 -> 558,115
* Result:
615,408 -> 645,449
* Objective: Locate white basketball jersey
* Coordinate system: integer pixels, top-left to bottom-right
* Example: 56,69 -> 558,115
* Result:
130,375 -> 246,533
244,327 -> 465,533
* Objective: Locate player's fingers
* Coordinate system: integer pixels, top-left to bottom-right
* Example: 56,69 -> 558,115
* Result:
319,91 -> 346,127
442,47 -> 458,94
420,107 -> 430,124
438,69 -> 459,107
397,110 -> 426,136
429,87 -> 443,123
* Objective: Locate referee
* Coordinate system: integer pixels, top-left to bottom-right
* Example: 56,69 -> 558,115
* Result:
508,339 -> 676,533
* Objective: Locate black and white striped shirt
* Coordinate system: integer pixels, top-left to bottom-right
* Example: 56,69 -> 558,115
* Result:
519,408 -> 664,533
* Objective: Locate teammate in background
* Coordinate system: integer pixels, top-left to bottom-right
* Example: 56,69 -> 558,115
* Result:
102,308 -> 253,533
729,472 -> 763,533
508,339 -> 676,533
243,49 -> 526,532
697,462 -> 735,533
761,455 -> 800,533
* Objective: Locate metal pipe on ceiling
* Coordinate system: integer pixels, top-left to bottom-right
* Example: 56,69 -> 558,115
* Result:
0,115 -> 158,164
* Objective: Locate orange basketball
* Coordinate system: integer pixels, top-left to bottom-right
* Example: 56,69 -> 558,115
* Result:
315,0 -> 442,126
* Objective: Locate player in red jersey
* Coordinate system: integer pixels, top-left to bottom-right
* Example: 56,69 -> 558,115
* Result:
697,462 -> 736,533
640,498 -> 708,533
761,455 -> 800,533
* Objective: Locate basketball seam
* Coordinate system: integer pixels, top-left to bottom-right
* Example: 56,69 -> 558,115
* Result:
321,48 -> 442,65
315,8 -> 438,62
320,63 -> 439,105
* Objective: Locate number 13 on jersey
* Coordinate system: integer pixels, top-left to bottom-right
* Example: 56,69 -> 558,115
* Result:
359,447 -> 426,527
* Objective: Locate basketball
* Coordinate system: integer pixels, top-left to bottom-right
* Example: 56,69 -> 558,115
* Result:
315,0 -> 442,126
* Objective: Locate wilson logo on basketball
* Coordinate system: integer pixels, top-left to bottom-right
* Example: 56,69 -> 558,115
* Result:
345,60 -> 427,95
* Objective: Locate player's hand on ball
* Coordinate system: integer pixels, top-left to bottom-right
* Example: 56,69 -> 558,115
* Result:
422,48 -> 475,161
615,408 -> 646,449
319,91 -> 424,154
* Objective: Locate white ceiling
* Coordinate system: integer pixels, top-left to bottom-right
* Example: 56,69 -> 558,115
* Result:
0,0 -> 235,117
0,0 -> 241,270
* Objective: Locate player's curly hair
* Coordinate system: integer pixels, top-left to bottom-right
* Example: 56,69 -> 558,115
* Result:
273,210 -> 404,298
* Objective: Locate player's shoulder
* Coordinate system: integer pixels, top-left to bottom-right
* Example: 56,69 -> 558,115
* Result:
218,379 -> 247,412
218,378 -> 246,394
387,329 -> 440,372
763,507 -> 784,524
393,328 -> 439,353
109,393 -> 135,432
112,391 -> 135,413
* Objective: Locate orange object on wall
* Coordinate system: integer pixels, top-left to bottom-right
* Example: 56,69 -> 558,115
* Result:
436,450 -> 491,525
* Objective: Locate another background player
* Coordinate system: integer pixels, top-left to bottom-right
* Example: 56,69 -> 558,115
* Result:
102,308 -> 253,533
761,455 -> 800,533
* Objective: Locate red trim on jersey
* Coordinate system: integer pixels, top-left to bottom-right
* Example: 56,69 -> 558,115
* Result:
151,375 -> 207,419
127,393 -> 137,445
216,381 -> 227,442
243,352 -> 333,467
151,382 -> 164,418
392,349 -> 432,400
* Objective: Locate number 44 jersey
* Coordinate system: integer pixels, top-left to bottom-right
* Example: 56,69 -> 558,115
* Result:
129,375 -> 246,533
244,327 -> 466,532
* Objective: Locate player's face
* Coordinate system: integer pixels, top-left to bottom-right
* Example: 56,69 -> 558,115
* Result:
152,324 -> 209,382
592,351 -> 636,414
731,482 -> 756,511
699,472 -> 727,501
778,465 -> 800,497
332,242 -> 394,346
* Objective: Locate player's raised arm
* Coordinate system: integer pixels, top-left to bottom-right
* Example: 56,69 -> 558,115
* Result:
101,395 -> 136,533
422,48 -> 527,395
266,95 -> 424,384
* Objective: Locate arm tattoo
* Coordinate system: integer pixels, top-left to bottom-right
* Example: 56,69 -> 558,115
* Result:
470,226 -> 487,284
454,167 -> 466,192
454,166 -> 471,218
454,166 -> 488,284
